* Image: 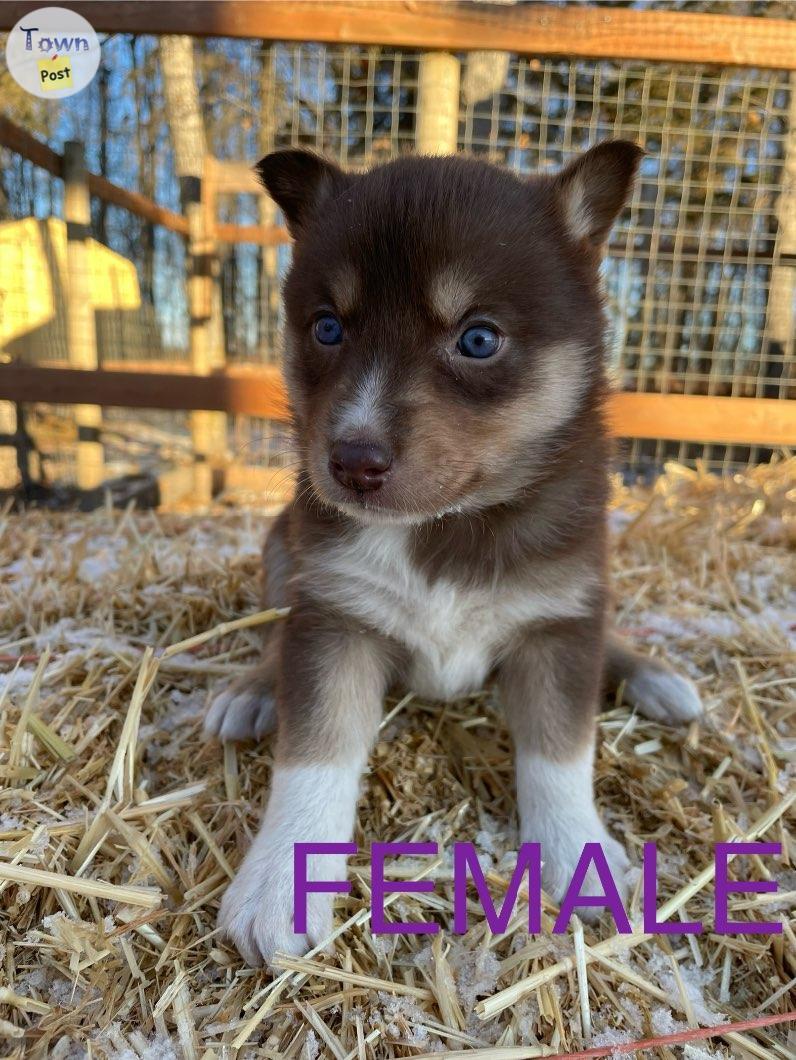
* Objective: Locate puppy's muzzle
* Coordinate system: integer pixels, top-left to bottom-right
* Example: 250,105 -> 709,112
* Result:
329,440 -> 392,492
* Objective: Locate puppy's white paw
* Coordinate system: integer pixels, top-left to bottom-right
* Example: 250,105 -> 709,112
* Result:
219,762 -> 361,966
205,679 -> 276,741
527,816 -> 630,925
218,844 -> 337,967
624,665 -> 702,725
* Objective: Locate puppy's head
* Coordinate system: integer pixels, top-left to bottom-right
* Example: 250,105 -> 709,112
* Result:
257,142 -> 642,524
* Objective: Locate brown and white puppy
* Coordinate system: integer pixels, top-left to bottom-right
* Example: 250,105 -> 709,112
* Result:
205,143 -> 701,966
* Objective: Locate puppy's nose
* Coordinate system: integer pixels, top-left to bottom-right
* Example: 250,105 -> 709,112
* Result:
329,440 -> 392,492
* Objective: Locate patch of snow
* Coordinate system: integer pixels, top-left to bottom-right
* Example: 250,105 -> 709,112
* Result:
103,1031 -> 179,1060
648,952 -> 726,1027
77,549 -> 121,583
0,666 -> 37,695
739,602 -> 796,645
515,996 -> 541,1045
376,993 -> 436,1047
33,618 -> 133,656
683,1045 -> 723,1059
451,944 -> 502,1011
301,1029 -> 319,1060
157,651 -> 203,669
651,1006 -> 687,1036
591,1026 -> 635,1055
48,975 -> 85,1007
159,689 -> 205,730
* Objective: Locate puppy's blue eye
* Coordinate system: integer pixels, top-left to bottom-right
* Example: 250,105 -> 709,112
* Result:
458,325 -> 501,359
314,314 -> 343,345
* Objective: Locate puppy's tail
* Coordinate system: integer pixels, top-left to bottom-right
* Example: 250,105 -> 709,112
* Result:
604,633 -> 702,724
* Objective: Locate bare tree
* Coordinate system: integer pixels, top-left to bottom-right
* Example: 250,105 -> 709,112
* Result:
258,46 -> 282,359
159,35 -> 207,207
159,34 -> 224,487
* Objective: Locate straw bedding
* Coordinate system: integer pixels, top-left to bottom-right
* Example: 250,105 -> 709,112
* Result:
0,459 -> 794,1059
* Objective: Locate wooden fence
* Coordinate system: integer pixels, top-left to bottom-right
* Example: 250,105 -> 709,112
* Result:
0,115 -> 291,500
3,2 -> 796,68
1,1 -> 795,504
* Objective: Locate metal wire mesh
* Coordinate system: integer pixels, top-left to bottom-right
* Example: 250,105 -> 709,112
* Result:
249,42 -> 795,473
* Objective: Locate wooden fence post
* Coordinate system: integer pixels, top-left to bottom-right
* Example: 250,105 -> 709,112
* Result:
187,162 -> 226,505
188,201 -> 213,504
763,72 -> 796,395
64,140 -> 104,491
0,402 -> 23,491
202,156 -> 227,374
416,52 -> 461,155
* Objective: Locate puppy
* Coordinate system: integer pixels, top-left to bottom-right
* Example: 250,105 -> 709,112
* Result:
205,142 -> 702,966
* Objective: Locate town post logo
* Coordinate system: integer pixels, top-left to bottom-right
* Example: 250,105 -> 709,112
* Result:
6,7 -> 100,99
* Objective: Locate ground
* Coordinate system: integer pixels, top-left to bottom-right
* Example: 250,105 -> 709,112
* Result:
0,460 -> 794,1059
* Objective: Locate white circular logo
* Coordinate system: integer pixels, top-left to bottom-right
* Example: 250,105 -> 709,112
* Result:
5,7 -> 100,99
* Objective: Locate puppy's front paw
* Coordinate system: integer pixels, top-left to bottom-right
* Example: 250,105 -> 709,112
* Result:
205,675 -> 276,741
218,843 -> 338,967
528,818 -> 630,925
218,863 -> 307,967
624,664 -> 702,725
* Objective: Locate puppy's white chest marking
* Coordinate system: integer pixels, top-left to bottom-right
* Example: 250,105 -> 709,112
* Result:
306,526 -> 597,700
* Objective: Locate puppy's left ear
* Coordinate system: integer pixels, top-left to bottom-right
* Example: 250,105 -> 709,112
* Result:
255,149 -> 346,237
553,140 -> 644,248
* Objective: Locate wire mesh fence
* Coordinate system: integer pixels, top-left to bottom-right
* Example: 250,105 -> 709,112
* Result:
252,42 -> 796,473
1,30 -> 794,493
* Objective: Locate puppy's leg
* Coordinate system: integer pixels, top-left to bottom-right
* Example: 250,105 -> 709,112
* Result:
605,632 -> 701,724
218,604 -> 391,966
499,616 -> 629,919
205,508 -> 292,741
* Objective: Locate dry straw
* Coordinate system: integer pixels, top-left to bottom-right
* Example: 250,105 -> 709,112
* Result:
0,457 -> 793,1057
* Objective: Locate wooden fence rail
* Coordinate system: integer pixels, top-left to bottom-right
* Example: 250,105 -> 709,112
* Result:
2,365 -> 795,449
0,116 -> 285,245
2,3 -> 796,70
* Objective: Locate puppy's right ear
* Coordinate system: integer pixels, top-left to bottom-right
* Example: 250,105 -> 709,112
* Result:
553,140 -> 644,249
255,150 -> 345,237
